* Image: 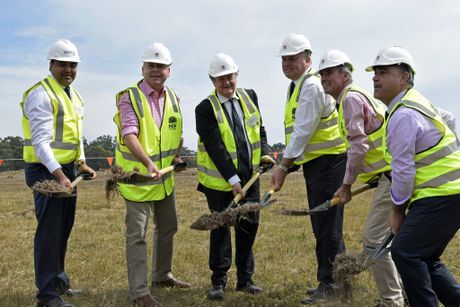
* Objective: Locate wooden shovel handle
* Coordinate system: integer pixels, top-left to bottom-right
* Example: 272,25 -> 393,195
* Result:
233,171 -> 262,203
70,175 -> 84,188
328,183 -> 374,207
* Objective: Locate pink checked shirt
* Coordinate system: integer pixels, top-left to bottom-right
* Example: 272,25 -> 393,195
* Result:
337,85 -> 383,185
117,80 -> 170,137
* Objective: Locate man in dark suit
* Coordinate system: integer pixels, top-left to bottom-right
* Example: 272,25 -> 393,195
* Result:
195,53 -> 274,301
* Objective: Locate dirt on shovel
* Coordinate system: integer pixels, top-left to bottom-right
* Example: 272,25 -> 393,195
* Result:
190,202 -> 261,231
105,165 -> 141,200
32,180 -> 71,197
332,251 -> 374,303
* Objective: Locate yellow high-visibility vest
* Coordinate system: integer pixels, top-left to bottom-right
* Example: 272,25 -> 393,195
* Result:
21,76 -> 83,164
384,88 -> 460,204
197,88 -> 262,191
114,83 -> 182,202
337,84 -> 391,183
284,72 -> 345,164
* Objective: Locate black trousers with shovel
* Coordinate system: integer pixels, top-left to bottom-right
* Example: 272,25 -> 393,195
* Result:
302,153 -> 347,287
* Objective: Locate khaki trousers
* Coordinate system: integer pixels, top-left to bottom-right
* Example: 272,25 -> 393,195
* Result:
125,192 -> 178,299
363,175 -> 404,307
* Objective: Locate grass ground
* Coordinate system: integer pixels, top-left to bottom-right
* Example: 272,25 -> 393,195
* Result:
0,169 -> 458,306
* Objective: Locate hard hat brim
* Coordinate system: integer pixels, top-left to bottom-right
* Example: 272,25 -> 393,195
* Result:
48,57 -> 81,63
143,59 -> 172,65
277,49 -> 311,57
209,69 -> 239,78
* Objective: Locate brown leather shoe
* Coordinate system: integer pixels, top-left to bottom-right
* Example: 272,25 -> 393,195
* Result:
151,277 -> 191,288
132,294 -> 163,307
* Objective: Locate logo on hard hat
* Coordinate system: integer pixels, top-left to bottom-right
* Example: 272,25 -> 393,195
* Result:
155,52 -> 160,57
283,45 -> 287,50
168,116 -> 177,129
221,65 -> 226,70
64,50 -> 76,56
376,56 -> 380,60
320,59 -> 325,64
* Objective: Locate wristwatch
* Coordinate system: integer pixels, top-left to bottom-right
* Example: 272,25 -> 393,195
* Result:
76,159 -> 86,168
278,164 -> 289,173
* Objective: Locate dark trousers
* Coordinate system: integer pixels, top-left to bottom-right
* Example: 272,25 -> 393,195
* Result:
302,153 -> 346,285
391,194 -> 460,307
203,181 -> 260,288
25,163 -> 77,302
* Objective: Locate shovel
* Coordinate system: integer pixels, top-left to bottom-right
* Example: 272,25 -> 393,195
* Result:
369,231 -> 394,260
33,173 -> 93,198
115,162 -> 187,184
280,179 -> 379,216
225,163 -> 274,210
190,163 -> 274,230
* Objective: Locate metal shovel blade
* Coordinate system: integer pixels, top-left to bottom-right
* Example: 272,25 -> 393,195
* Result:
370,231 -> 395,260
33,173 -> 92,198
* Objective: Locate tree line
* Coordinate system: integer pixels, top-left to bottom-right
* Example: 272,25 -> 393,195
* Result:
0,136 -> 285,171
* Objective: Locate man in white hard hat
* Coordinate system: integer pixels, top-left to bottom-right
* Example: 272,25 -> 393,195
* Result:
21,39 -> 97,307
271,34 -> 347,304
367,46 -> 460,306
114,42 -> 190,307
318,49 -> 405,307
195,53 -> 274,301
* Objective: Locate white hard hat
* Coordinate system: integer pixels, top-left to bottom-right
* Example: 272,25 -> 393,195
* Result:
47,39 -> 80,62
318,49 -> 354,72
208,53 -> 238,78
278,33 -> 312,56
142,42 -> 172,65
366,46 -> 415,74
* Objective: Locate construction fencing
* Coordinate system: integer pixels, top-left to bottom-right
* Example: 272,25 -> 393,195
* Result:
0,152 -> 283,172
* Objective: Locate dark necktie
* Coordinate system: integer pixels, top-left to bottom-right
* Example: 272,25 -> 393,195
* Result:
64,86 -> 71,99
229,99 -> 251,179
289,81 -> 296,98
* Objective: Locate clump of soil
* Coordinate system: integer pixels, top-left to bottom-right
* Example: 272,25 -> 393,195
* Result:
332,251 -> 374,302
32,180 -> 71,196
105,165 -> 140,200
190,202 -> 261,231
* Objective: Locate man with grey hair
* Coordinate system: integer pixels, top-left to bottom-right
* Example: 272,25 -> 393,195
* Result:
318,49 -> 404,307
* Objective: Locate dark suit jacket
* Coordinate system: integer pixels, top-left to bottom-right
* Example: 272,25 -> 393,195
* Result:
195,88 -> 270,202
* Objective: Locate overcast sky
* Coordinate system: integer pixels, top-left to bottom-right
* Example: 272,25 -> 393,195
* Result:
1,0 -> 459,150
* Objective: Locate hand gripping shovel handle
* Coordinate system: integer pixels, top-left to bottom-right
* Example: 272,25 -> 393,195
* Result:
327,182 -> 375,207
226,163 -> 274,210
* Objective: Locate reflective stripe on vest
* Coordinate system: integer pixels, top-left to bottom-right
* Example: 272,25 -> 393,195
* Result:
384,88 -> 460,204
284,72 -> 346,165
21,76 -> 82,164
337,84 -> 390,183
114,82 -> 182,202
197,88 -> 262,191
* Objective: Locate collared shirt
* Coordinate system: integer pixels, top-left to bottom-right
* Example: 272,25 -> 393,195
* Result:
118,80 -> 171,137
217,92 -> 251,186
283,68 -> 336,159
23,75 -> 85,173
386,89 -> 445,205
337,84 -> 383,185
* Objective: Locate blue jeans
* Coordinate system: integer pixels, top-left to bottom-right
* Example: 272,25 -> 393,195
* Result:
25,162 -> 77,302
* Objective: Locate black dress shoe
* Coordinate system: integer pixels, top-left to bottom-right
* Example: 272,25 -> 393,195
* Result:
63,288 -> 82,297
236,281 -> 263,294
301,285 -> 337,305
306,287 -> 317,295
207,284 -> 224,300
36,296 -> 75,307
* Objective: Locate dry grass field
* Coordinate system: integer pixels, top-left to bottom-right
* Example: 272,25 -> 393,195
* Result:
0,169 -> 459,307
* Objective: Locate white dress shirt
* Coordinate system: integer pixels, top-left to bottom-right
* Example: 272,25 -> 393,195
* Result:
23,75 -> 85,173
283,68 -> 335,159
